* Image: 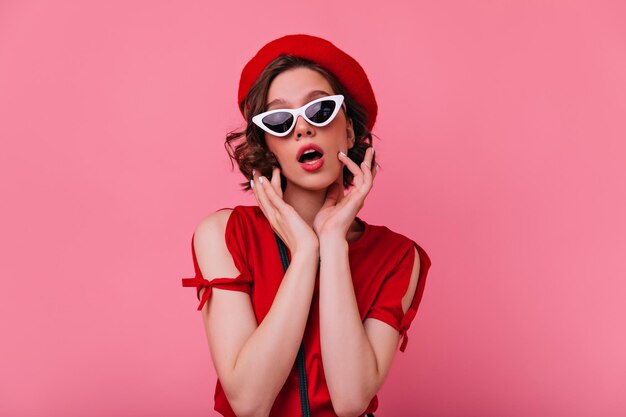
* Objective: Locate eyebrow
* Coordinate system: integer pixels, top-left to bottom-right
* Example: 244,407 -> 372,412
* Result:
266,90 -> 332,110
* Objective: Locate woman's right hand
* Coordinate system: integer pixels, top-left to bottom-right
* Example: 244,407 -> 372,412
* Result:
251,166 -> 319,255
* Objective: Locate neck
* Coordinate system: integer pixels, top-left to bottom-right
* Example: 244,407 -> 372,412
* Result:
283,182 -> 329,227
280,178 -> 363,242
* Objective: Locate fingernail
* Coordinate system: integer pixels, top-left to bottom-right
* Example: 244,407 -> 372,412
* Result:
250,179 -> 254,189
252,168 -> 256,176
371,147 -> 375,156
375,164 -> 379,173
339,151 -> 347,157
259,176 -> 264,184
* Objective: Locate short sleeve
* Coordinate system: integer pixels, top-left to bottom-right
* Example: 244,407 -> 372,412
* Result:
365,240 -> 432,352
180,208 -> 253,311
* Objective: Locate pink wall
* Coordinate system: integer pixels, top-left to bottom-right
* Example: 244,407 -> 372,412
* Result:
1,1 -> 625,416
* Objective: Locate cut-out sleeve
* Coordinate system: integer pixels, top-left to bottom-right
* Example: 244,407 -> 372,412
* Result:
365,240 -> 432,352
181,209 -> 253,311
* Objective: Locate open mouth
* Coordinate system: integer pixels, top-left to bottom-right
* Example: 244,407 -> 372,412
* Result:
298,149 -> 324,164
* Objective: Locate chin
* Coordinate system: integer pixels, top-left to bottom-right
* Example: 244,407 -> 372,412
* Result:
290,172 -> 342,192
303,179 -> 335,192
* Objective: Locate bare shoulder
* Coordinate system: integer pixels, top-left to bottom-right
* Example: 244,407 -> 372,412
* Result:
193,209 -> 238,279
401,246 -> 421,314
194,209 -> 233,242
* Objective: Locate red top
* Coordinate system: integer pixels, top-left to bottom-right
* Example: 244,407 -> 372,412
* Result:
182,205 -> 432,417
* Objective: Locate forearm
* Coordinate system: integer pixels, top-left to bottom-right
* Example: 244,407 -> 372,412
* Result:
229,250 -> 318,415
318,236 -> 379,415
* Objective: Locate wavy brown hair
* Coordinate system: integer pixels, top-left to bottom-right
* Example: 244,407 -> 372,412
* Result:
225,55 -> 377,192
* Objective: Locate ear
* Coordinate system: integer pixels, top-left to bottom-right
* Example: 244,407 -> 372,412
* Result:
346,118 -> 356,149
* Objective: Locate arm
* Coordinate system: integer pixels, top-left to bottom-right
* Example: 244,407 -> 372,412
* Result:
318,238 -> 421,417
195,209 -> 319,417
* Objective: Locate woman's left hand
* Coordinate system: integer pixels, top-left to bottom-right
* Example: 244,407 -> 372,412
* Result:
313,147 -> 378,240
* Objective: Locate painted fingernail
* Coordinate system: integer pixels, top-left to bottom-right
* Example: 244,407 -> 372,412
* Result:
339,151 -> 347,157
259,176 -> 264,184
250,179 -> 254,189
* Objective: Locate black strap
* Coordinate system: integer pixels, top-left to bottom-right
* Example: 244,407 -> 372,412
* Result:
275,233 -> 311,417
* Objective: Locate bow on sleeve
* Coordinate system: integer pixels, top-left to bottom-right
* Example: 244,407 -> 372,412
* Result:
398,308 -> 417,352
181,276 -> 251,311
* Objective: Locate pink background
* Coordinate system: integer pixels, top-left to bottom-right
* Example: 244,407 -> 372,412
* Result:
1,1 -> 625,416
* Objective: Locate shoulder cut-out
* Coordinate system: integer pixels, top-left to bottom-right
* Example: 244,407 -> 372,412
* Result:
401,246 -> 421,314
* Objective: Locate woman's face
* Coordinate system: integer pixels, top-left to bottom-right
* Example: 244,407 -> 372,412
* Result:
263,66 -> 355,191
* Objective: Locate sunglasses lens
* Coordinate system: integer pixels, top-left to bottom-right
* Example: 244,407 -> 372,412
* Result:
305,100 -> 336,124
262,112 -> 294,134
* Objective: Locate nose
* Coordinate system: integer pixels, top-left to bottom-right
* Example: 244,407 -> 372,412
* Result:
294,115 -> 314,139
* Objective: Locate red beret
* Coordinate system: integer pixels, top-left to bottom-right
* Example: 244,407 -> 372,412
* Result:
238,34 -> 378,131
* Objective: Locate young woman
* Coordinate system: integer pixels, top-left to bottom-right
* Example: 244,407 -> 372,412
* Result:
182,34 -> 432,417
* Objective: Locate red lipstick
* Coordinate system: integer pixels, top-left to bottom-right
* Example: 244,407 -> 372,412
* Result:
296,144 -> 325,172
296,144 -> 324,161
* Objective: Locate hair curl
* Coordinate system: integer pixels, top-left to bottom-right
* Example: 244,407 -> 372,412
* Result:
225,55 -> 377,192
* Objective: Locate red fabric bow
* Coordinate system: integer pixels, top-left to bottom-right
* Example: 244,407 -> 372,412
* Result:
181,277 -> 250,311
399,308 -> 417,352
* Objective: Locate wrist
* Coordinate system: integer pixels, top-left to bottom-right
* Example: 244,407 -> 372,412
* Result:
292,243 -> 320,259
319,233 -> 348,249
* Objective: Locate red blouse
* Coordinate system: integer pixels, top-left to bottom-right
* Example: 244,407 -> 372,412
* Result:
182,205 -> 431,417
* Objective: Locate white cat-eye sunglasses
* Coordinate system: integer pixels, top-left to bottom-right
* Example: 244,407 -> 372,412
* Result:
252,94 -> 345,137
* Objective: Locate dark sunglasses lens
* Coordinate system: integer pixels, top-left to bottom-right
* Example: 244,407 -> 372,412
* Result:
262,112 -> 294,133
305,100 -> 336,124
